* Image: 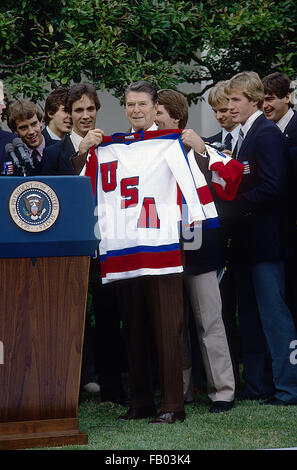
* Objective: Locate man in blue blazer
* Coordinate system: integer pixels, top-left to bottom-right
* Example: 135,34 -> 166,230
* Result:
262,72 -> 297,327
40,83 -> 104,175
203,81 -> 242,392
40,83 -> 129,406
42,88 -> 72,147
204,81 -> 241,153
225,71 -> 297,405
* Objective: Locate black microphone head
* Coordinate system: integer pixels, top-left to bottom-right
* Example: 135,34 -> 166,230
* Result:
5,143 -> 14,152
210,141 -> 226,151
13,137 -> 31,156
12,137 -> 23,147
4,142 -> 22,171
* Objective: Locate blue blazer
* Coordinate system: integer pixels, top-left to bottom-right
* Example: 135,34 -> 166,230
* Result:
284,110 -> 297,147
229,113 -> 287,264
284,111 -> 297,176
40,134 -> 76,175
282,110 -> 297,240
183,151 -> 226,275
41,127 -> 60,148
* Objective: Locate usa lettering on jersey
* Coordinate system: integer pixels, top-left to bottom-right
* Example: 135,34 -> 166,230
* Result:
93,130 -> 206,283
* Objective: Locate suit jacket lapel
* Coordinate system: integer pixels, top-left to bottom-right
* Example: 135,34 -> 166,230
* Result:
63,134 -> 75,154
284,110 -> 297,137
42,128 -> 53,146
237,114 -> 265,159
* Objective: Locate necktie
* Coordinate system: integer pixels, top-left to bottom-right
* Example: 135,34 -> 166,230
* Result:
31,149 -> 40,168
234,128 -> 244,158
224,132 -> 232,151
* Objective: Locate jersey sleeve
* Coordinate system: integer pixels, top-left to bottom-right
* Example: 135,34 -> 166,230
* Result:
163,137 -> 206,224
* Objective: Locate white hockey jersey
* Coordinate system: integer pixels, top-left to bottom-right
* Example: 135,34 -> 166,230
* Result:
92,129 -> 206,283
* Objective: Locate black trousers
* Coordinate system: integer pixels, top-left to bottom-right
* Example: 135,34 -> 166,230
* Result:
85,258 -> 127,399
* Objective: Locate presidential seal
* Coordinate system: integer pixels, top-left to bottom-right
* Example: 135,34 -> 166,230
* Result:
9,181 -> 60,232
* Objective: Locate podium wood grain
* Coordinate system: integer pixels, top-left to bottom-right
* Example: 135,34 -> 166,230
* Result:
0,256 -> 90,449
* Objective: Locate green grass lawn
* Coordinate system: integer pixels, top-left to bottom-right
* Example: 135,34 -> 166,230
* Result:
41,389 -> 297,451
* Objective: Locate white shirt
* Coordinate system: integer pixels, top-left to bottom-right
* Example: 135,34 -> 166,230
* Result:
276,108 -> 294,134
131,123 -> 158,132
241,110 -> 263,138
70,130 -> 84,152
46,125 -> 62,141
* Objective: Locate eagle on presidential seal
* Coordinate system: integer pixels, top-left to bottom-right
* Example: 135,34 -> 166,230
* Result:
24,193 -> 47,220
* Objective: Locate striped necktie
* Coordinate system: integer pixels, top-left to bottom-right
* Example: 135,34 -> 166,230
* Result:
234,128 -> 244,158
223,132 -> 232,151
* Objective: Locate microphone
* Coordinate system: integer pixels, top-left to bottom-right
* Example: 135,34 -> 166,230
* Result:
4,143 -> 23,175
13,137 -> 34,169
209,141 -> 227,152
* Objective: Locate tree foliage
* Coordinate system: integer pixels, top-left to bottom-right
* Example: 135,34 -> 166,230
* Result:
0,0 -> 296,104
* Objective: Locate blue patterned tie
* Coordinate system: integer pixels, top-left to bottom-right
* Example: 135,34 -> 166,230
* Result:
224,132 -> 232,151
234,128 -> 244,158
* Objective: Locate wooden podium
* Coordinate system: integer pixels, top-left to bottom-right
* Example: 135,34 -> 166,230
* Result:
0,176 -> 99,449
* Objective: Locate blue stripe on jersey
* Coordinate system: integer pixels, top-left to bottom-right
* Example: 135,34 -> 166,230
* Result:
100,243 -> 180,261
179,216 -> 220,241
177,136 -> 202,221
202,217 -> 220,230
177,135 -> 196,180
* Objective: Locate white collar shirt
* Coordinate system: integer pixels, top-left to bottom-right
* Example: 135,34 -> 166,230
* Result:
241,110 -> 263,138
46,125 -> 62,141
277,108 -> 294,134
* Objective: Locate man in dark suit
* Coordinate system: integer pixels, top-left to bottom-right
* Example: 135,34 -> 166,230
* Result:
0,80 -> 16,175
7,93 -> 69,175
40,83 -> 104,175
42,88 -> 72,146
41,83 -> 129,405
7,99 -> 46,176
225,71 -> 297,405
204,82 -> 242,391
205,81 -> 240,153
262,72 -> 297,327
